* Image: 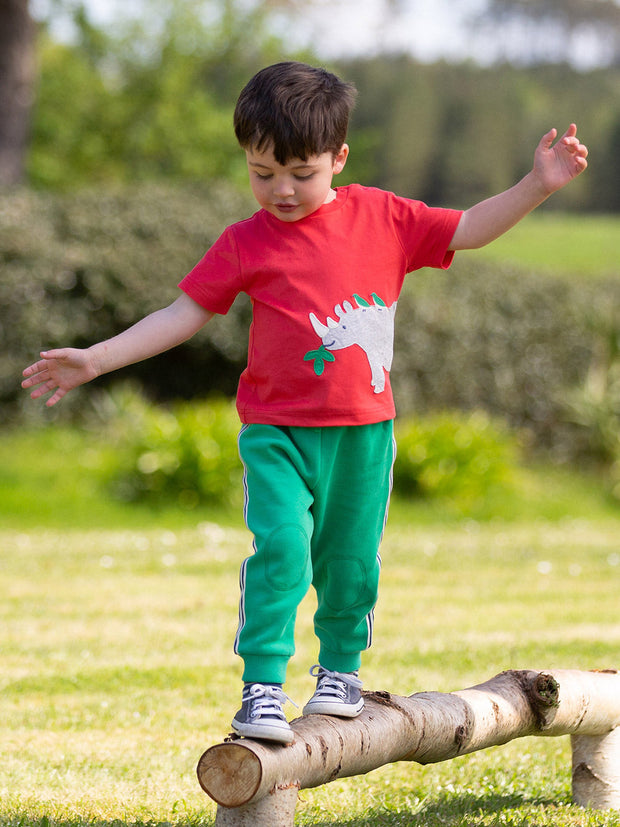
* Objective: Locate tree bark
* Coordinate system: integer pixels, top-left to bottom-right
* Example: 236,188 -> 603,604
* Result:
572,727 -> 620,809
0,0 -> 36,188
197,669 -> 620,813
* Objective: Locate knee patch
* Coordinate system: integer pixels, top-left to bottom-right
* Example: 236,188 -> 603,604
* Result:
264,524 -> 311,592
321,557 -> 371,611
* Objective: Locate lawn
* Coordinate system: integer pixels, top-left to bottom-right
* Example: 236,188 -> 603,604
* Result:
2,518 -> 620,826
2,427 -> 620,826
471,212 -> 619,278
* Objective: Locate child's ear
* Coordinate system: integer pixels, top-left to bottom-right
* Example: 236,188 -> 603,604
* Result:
333,143 -> 349,174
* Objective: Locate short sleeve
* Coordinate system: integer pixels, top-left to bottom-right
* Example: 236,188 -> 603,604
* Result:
387,192 -> 462,272
178,227 -> 244,315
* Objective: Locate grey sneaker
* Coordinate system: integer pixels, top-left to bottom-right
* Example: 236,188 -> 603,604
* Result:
302,664 -> 364,717
231,683 -> 295,744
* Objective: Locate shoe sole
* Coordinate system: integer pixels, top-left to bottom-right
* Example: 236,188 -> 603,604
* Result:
302,699 -> 364,717
231,720 -> 295,744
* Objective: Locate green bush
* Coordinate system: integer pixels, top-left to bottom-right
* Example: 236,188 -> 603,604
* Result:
98,387 -> 519,512
560,304 -> 620,497
2,182 -> 253,423
393,410 -> 519,508
392,262 -> 598,458
98,386 -> 243,508
5,185 -> 619,470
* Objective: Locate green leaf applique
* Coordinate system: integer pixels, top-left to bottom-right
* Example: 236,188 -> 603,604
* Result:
304,345 -> 336,376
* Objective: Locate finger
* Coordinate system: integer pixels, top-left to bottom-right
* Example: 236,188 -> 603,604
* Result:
22,359 -> 49,378
40,348 -> 66,359
560,123 -> 578,141
571,137 -> 588,158
22,371 -> 47,389
561,136 -> 588,161
539,127 -> 558,150
22,360 -> 55,387
28,379 -> 57,400
38,348 -> 69,365
45,388 -> 66,407
560,124 -> 589,155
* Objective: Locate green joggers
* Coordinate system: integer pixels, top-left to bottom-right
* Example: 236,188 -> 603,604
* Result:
235,421 -> 395,684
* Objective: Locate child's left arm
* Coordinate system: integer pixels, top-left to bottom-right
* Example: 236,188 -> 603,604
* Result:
449,124 -> 588,251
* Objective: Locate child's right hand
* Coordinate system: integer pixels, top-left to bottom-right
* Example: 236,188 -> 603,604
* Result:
21,348 -> 99,407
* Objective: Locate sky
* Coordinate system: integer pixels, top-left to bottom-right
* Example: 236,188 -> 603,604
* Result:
30,0 -> 617,69
31,0 -> 489,63
297,0 -> 488,63
300,0 -> 617,68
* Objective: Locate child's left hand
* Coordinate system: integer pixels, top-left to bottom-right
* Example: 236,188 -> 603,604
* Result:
534,124 -> 588,195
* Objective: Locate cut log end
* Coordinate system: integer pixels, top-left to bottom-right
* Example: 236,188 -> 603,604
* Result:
197,742 -> 263,808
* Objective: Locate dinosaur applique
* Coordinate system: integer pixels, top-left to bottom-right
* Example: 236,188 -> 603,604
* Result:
305,293 -> 397,394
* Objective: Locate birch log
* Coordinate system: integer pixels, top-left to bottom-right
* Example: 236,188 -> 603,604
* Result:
197,668 -> 620,820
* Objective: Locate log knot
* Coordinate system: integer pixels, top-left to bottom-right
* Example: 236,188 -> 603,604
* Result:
533,673 -> 561,709
364,690 -> 393,705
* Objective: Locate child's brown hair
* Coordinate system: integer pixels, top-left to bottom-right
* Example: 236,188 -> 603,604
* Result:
234,61 -> 357,164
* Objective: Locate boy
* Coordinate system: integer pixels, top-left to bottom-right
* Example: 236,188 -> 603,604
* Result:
22,61 -> 588,745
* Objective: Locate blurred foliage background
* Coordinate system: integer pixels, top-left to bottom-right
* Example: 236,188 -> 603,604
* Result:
1,0 -> 617,203
2,0 -> 620,508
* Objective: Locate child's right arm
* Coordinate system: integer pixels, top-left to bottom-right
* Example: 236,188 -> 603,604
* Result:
21,293 -> 213,407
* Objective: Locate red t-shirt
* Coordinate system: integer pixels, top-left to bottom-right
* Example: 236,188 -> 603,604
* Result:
179,184 -> 462,426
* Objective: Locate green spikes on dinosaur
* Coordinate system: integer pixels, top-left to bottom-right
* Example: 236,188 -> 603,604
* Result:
353,293 -> 386,307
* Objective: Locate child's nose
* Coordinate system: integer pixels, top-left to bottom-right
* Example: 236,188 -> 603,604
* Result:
273,176 -> 295,197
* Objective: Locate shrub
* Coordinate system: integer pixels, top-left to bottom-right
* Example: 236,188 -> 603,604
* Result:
5,185 -> 619,469
392,262 -> 597,457
393,410 -> 519,509
99,387 -> 520,512
97,385 -> 243,508
560,304 -> 620,497
2,182 -> 253,422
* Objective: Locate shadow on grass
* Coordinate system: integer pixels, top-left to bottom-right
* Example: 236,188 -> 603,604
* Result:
0,819 -> 213,827
2,793 -> 565,827
306,791 -> 561,826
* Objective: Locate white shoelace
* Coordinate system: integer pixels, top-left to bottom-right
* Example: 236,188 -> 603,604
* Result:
244,684 -> 297,721
309,664 -> 363,698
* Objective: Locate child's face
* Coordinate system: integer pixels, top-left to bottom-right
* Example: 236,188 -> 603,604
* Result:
245,144 -> 349,222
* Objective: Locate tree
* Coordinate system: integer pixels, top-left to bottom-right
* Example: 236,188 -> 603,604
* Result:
3,0 -> 321,190
477,0 -> 620,65
0,0 -> 36,187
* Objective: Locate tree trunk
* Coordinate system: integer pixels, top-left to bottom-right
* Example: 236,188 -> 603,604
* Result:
572,727 -> 620,809
0,0 -> 36,188
197,669 -> 620,823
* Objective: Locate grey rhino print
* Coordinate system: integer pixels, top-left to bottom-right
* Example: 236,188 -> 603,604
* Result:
308,293 -> 397,393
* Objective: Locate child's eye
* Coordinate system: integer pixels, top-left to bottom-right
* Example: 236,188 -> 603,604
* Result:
255,173 -> 272,181
294,174 -> 314,181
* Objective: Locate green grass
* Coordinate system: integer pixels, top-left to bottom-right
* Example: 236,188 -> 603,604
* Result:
0,425 -> 238,530
2,425 -> 620,825
2,518 -> 620,826
470,212 -> 620,278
